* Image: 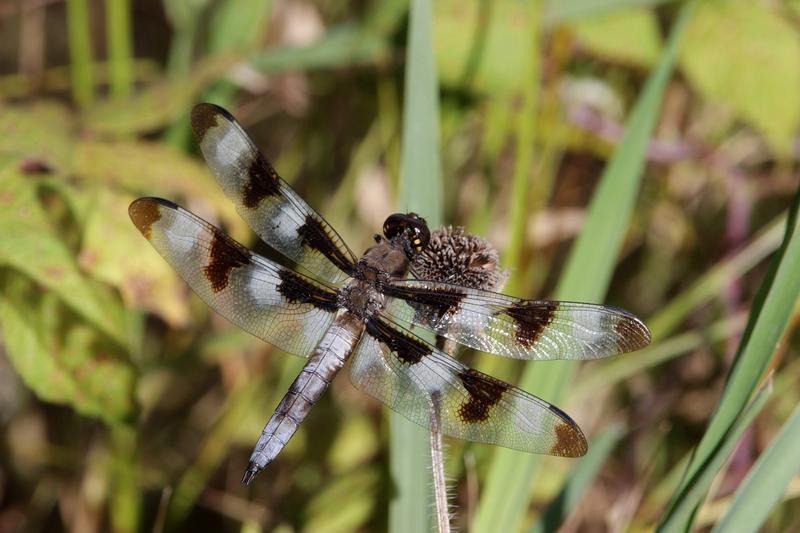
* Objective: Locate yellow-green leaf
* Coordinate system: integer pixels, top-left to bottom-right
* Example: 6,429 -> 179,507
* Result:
569,7 -> 662,66
0,166 -> 127,344
81,58 -> 229,136
79,188 -> 192,328
680,0 -> 800,154
0,274 -> 137,423
74,138 -> 248,241
83,80 -> 196,136
0,101 -> 76,174
434,0 -> 539,94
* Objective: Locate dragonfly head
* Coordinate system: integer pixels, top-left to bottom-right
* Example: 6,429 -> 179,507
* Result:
383,212 -> 430,257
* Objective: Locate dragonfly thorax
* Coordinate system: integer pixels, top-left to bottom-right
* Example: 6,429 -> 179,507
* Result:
338,281 -> 386,320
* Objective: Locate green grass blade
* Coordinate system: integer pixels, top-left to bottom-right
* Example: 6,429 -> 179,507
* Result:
529,424 -> 624,533
659,186 -> 800,531
397,0 -> 443,219
110,425 -> 140,533
503,4 -> 541,286
659,382 -> 773,532
164,0 -> 272,149
66,0 -> 95,105
712,403 -> 800,533
473,5 -> 694,532
206,0 -> 272,54
106,0 -> 133,98
161,0 -> 205,147
390,0 -> 442,531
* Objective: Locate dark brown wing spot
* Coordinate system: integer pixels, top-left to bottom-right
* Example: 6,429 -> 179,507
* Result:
506,301 -> 558,349
549,421 -> 588,457
128,198 -> 163,240
242,155 -> 281,208
365,318 -> 431,365
298,215 -> 356,275
190,103 -> 227,143
457,369 -> 509,423
383,284 -> 465,325
191,103 -> 281,209
277,269 -> 339,312
203,230 -> 250,292
613,313 -> 652,353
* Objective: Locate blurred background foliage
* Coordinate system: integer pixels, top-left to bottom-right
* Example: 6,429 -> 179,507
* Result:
0,0 -> 799,531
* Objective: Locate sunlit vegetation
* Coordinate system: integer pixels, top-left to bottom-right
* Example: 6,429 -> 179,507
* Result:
1,0 -> 799,531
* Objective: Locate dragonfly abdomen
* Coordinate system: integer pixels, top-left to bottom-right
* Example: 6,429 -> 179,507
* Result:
242,312 -> 364,485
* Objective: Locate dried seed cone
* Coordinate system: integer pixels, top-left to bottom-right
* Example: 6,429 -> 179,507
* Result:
412,226 -> 509,292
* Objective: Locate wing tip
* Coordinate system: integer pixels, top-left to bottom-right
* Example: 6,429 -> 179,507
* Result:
191,102 -> 236,143
550,421 -> 588,458
616,312 -> 653,353
545,403 -> 588,457
129,197 -> 171,239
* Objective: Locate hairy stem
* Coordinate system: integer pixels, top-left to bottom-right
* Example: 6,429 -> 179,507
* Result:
430,392 -> 451,533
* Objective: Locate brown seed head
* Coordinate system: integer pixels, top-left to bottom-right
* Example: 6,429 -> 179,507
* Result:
411,226 -> 509,291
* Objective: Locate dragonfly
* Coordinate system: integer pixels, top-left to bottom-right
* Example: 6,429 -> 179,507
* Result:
129,103 -> 652,485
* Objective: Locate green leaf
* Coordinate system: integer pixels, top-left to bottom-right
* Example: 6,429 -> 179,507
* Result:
82,79 -> 198,136
80,58 -> 228,136
659,382 -> 774,532
434,0 -> 538,93
473,4 -> 695,532
680,0 -> 800,154
79,188 -> 191,328
0,273 -> 137,423
73,138 -> 247,240
713,403 -> 800,533
82,48 -> 236,139
0,101 -> 76,174
0,166 -> 127,345
545,0 -> 674,23
569,7 -> 662,66
391,0 -> 443,530
659,185 -> 800,530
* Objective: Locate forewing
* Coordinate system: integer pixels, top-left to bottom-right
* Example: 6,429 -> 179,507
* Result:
382,280 -> 651,360
191,103 -> 358,285
349,317 -> 587,456
129,197 -> 340,357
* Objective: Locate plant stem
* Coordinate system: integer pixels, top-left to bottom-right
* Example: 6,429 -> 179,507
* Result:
106,0 -> 133,98
430,393 -> 451,533
66,0 -> 95,105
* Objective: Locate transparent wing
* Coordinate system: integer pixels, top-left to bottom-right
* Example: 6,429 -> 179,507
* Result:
349,316 -> 587,456
381,279 -> 651,360
129,197 -> 341,357
191,103 -> 358,285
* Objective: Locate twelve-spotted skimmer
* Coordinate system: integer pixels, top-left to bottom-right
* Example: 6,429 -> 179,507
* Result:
129,104 -> 651,485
